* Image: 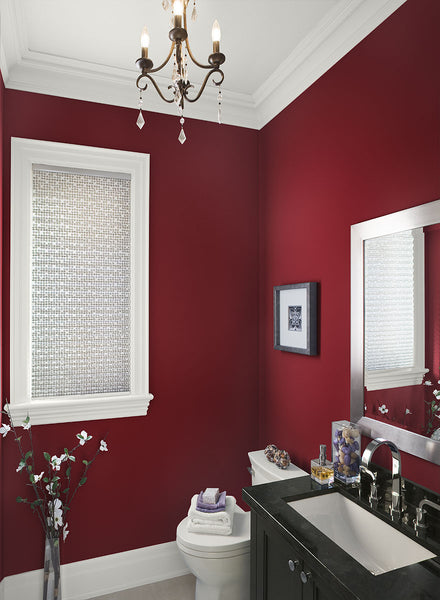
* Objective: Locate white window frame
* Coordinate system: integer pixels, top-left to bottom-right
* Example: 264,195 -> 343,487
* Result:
364,227 -> 427,391
10,137 -> 153,425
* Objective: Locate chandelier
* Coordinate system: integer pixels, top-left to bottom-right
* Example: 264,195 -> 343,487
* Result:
135,0 -> 226,144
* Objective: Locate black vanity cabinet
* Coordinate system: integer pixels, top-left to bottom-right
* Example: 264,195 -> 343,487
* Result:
251,512 -> 339,600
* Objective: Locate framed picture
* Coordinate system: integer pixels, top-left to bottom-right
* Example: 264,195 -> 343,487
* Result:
273,282 -> 318,355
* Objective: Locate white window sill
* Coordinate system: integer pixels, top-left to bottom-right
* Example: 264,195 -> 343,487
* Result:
365,367 -> 428,391
6,393 -> 154,426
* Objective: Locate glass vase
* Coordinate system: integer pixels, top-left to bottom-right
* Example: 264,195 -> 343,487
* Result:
43,533 -> 62,600
332,420 -> 361,485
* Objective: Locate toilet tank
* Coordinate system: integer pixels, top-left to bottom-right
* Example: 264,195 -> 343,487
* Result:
248,450 -> 307,485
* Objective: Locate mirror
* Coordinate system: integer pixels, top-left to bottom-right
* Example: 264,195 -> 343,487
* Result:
351,199 -> 440,464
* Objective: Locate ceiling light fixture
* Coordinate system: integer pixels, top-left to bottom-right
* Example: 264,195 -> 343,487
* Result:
135,0 -> 226,144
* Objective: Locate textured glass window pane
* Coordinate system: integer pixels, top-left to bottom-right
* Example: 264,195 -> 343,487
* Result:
31,167 -> 131,398
364,230 -> 415,371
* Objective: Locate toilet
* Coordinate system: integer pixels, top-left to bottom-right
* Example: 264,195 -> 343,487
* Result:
176,450 -> 307,600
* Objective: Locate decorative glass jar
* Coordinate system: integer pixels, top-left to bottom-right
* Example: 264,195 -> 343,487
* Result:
332,420 -> 361,485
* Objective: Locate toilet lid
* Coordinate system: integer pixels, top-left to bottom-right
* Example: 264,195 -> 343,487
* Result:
177,510 -> 250,555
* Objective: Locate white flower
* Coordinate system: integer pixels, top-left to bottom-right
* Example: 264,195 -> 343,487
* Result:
405,408 -> 412,415
60,453 -> 75,462
50,455 -> 62,471
33,471 -> 44,483
425,380 -> 433,385
46,481 -> 57,496
378,404 -> 389,414
99,440 -> 108,452
51,498 -> 63,530
0,424 -> 11,437
63,522 -> 69,542
76,430 -> 92,446
16,460 -> 26,472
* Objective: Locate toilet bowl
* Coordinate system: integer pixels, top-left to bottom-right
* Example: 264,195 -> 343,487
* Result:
177,508 -> 250,600
176,450 -> 307,600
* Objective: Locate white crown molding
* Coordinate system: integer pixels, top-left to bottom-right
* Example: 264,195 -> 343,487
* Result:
1,541 -> 190,600
254,0 -> 407,129
0,0 -> 407,130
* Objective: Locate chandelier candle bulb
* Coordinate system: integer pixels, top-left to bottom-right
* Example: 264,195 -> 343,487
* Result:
141,26 -> 150,58
173,0 -> 184,28
212,19 -> 221,53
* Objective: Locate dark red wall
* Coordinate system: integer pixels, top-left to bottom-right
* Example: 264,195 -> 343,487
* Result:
258,0 -> 440,491
2,93 -> 260,576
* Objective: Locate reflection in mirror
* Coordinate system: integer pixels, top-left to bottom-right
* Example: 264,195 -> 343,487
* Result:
351,199 -> 440,464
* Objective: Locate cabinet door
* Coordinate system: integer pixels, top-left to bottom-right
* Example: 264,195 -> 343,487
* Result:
300,567 -> 340,600
264,525 -> 302,599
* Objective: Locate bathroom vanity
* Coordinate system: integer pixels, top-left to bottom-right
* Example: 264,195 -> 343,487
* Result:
243,475 -> 440,600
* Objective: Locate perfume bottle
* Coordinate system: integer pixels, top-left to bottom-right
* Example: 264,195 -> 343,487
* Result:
310,444 -> 334,486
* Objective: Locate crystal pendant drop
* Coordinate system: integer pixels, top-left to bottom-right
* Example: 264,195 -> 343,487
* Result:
178,127 -> 186,144
217,89 -> 222,125
191,5 -> 197,21
162,0 -> 169,10
178,116 -> 186,145
136,110 -> 145,129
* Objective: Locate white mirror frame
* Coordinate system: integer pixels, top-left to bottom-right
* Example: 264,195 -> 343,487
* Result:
351,198 -> 440,465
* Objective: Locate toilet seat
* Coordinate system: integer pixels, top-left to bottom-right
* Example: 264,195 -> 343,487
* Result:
177,510 -> 250,559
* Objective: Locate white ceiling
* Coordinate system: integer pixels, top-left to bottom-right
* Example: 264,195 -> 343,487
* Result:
0,0 -> 406,129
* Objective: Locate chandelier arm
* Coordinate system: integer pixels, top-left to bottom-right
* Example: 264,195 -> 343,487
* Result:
184,68 -> 224,104
144,74 -> 175,103
148,42 -> 176,74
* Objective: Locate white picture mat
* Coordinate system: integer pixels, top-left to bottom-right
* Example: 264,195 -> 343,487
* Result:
279,287 -> 308,349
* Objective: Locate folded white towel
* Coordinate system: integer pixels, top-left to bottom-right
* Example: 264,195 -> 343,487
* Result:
187,495 -> 236,535
202,487 -> 220,504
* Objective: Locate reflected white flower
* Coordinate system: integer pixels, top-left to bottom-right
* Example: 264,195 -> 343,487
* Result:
63,522 -> 69,541
99,440 -> 108,452
0,424 -> 11,437
21,417 -> 31,430
405,408 -> 412,415
16,460 -> 26,472
76,430 -> 92,446
425,380 -> 433,386
378,404 -> 389,414
33,471 -> 44,482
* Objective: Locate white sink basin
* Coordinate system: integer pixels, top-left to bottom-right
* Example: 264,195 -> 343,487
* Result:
288,492 -> 436,576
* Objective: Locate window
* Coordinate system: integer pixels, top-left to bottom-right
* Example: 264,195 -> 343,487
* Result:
10,138 -> 152,424
364,228 -> 427,391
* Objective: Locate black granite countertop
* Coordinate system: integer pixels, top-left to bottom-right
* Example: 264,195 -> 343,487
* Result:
242,475 -> 440,600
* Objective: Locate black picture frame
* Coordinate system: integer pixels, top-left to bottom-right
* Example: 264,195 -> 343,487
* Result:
273,282 -> 318,355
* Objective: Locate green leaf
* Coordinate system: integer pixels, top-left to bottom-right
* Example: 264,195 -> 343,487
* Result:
82,460 -> 88,466
14,436 -> 22,443
79,477 -> 87,486
16,496 -> 25,503
66,466 -> 71,478
63,488 -> 69,495
43,477 -> 49,483
44,452 -> 51,462
25,450 -> 32,460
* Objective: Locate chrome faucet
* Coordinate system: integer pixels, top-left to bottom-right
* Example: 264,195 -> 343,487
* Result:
414,498 -> 440,537
361,438 -> 402,521
359,465 -> 378,509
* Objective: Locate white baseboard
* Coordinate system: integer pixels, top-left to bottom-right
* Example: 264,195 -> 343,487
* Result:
1,541 -> 190,600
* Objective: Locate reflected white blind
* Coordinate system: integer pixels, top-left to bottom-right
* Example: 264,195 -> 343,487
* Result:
364,230 -> 416,372
31,166 -> 131,398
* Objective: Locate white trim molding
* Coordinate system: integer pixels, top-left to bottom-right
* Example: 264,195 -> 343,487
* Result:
10,137 -> 153,425
0,0 -> 407,129
0,541 -> 189,600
